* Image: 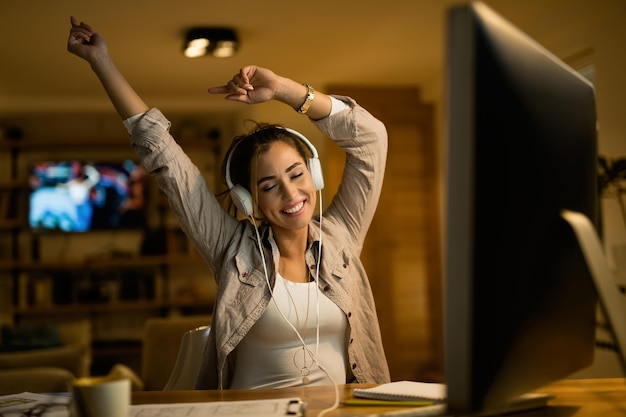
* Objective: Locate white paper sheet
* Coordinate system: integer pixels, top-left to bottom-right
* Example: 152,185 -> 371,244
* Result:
0,392 -> 70,416
129,397 -> 304,417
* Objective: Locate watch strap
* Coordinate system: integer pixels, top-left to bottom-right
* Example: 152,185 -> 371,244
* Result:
297,83 -> 315,114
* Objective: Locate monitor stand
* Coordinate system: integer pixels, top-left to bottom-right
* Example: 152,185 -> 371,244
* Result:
468,211 -> 626,417
561,209 -> 626,374
441,211 -> 626,417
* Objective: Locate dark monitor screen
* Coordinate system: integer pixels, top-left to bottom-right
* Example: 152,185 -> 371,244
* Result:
444,2 -> 598,414
29,159 -> 148,233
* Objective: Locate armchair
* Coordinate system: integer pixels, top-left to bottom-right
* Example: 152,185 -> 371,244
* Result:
0,319 -> 92,395
110,315 -> 212,391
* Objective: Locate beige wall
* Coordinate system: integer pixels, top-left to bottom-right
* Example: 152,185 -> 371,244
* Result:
593,7 -> 626,283
423,1 -> 626,285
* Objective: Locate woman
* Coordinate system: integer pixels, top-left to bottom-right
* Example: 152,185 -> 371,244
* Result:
67,16 -> 390,389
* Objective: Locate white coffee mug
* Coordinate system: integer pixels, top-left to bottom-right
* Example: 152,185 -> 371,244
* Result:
70,376 -> 130,417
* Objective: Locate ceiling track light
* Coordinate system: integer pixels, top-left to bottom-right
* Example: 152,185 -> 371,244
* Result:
183,27 -> 239,58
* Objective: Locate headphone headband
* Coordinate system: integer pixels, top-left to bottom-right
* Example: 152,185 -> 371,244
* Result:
282,127 -> 319,159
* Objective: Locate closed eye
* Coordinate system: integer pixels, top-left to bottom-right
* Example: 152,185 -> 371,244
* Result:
262,183 -> 277,192
260,173 -> 302,192
258,162 -> 305,192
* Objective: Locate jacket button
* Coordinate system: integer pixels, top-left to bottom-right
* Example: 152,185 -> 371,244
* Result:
343,263 -> 347,268
242,272 -> 247,277
323,285 -> 331,292
347,311 -> 352,317
309,264 -> 315,269
352,363 -> 357,370
349,338 -> 354,344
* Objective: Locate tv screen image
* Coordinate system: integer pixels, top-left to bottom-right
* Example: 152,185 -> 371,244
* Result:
29,160 -> 148,232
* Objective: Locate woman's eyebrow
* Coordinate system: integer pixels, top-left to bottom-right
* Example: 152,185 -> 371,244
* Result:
257,162 -> 303,186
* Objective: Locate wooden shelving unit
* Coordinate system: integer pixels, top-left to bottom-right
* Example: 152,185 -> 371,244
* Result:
0,137 -> 217,323
13,297 -> 213,317
0,113 -> 229,375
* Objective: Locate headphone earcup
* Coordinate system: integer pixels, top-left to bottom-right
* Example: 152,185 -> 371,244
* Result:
230,185 -> 254,217
308,158 -> 325,191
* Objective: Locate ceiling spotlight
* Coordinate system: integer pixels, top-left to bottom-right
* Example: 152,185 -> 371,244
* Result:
183,27 -> 239,58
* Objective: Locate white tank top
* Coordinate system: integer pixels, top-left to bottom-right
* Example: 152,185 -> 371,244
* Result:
229,274 -> 348,389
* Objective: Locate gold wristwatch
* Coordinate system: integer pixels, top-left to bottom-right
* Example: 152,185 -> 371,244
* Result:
297,83 -> 315,114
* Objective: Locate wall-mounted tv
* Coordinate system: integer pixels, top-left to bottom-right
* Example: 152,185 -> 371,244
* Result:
29,160 -> 148,233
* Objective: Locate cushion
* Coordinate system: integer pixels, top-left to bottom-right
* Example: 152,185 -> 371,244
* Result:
0,323 -> 62,352
0,343 -> 89,377
0,367 -> 75,395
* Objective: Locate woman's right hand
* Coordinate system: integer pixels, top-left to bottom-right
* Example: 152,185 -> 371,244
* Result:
66,16 -> 148,121
67,16 -> 109,64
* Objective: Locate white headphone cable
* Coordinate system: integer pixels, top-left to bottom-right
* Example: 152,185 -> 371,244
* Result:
313,189 -> 340,417
249,188 -> 340,416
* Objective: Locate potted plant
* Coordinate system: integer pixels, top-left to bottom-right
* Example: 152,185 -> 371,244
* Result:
599,156 -> 626,230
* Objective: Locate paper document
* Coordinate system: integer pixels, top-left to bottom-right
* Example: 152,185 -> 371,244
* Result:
129,397 -> 305,417
0,392 -> 70,417
0,393 -> 303,417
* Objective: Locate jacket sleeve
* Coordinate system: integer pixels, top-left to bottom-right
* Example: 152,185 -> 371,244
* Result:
128,108 -> 240,273
312,96 -> 388,252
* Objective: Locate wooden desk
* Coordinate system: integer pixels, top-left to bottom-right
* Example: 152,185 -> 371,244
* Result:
132,378 -> 626,416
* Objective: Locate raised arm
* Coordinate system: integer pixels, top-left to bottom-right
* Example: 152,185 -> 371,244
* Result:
208,65 -> 332,121
67,16 -> 148,119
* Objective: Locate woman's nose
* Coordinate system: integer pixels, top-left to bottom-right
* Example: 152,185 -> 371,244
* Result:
281,182 -> 298,200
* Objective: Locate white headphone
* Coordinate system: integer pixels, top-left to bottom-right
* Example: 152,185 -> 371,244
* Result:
224,127 -> 324,217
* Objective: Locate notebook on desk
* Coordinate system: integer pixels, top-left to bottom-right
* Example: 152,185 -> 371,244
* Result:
353,382 -> 552,416
353,381 -> 446,402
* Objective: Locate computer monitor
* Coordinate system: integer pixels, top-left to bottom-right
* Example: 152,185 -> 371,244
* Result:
444,2 -> 598,414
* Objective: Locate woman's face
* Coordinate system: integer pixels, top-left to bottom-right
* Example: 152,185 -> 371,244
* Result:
255,141 -> 317,233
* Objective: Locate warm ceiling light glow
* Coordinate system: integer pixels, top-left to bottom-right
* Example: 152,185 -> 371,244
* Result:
189,38 -> 210,49
212,40 -> 237,58
183,28 -> 239,58
184,38 -> 210,58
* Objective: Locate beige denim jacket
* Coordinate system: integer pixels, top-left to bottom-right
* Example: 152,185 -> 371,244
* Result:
129,96 -> 391,389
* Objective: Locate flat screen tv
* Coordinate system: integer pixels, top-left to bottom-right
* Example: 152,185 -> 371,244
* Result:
29,159 -> 148,233
444,2 -> 598,414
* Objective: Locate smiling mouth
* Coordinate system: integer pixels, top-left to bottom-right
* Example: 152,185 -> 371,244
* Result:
282,201 -> 305,214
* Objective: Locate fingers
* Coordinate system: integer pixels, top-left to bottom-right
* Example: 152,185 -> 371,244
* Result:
238,67 -> 252,87
206,83 -> 248,96
207,66 -> 277,104
70,16 -> 92,31
207,85 -> 249,103
207,71 -> 254,97
207,86 -> 250,106
69,16 -> 94,40
231,72 -> 254,91
207,85 -> 230,94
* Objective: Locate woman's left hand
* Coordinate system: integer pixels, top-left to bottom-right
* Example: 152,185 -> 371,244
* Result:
208,65 -> 281,104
